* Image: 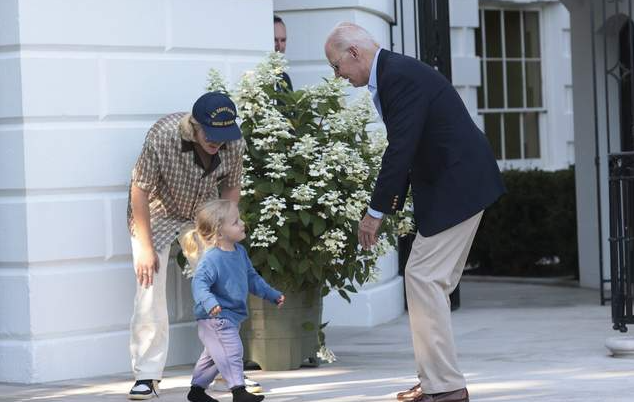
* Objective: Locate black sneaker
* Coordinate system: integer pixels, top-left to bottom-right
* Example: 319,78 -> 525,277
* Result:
187,385 -> 219,402
232,385 -> 264,402
128,379 -> 159,400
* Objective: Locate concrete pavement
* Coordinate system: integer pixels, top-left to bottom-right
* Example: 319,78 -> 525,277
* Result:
2,280 -> 632,402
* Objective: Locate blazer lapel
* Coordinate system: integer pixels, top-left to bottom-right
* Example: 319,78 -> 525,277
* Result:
377,49 -> 389,123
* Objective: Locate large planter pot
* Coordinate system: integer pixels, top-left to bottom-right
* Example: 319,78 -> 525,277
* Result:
240,287 -> 322,371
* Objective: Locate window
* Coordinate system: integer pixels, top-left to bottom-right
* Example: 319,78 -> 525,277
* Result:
476,9 -> 543,160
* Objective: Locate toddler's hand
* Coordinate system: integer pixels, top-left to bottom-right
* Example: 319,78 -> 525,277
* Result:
276,295 -> 285,308
210,305 -> 222,316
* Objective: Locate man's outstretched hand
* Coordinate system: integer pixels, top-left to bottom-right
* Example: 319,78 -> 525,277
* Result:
358,213 -> 383,250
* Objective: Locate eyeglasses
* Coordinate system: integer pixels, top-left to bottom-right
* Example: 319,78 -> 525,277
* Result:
329,52 -> 347,73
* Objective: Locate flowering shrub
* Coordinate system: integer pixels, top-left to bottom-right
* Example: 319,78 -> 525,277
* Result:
180,53 -> 414,299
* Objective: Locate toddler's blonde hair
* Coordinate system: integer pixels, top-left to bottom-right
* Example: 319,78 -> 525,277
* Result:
180,199 -> 234,268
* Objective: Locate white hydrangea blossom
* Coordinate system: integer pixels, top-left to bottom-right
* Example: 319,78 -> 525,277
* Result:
252,107 -> 293,146
264,153 -> 290,179
236,71 -> 270,118
303,77 -> 347,105
312,228 -> 348,257
317,345 -> 337,363
255,51 -> 286,87
322,142 -> 352,171
317,190 -> 344,215
251,225 -> 278,247
325,93 -> 376,136
289,135 -> 319,160
343,150 -> 370,184
308,158 -> 334,181
206,69 -> 228,94
291,184 -> 317,202
260,195 -> 287,226
343,190 -> 370,220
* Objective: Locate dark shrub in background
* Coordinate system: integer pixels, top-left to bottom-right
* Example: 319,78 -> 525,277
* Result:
466,167 -> 579,278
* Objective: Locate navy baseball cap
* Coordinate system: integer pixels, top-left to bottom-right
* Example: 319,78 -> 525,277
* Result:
192,92 -> 242,142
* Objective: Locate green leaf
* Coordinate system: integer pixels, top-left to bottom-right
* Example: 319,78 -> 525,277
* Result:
338,289 -> 352,303
344,284 -> 358,293
280,224 -> 290,239
271,180 -> 284,194
302,321 -> 316,331
176,251 -> 187,269
251,248 -> 268,266
298,259 -> 310,274
255,182 -> 272,193
294,173 -> 307,184
312,217 -> 327,236
268,254 -> 282,271
311,264 -> 323,280
299,231 -> 311,245
299,210 -> 311,227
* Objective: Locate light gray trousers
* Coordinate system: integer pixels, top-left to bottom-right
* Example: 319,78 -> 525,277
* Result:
191,318 -> 245,390
405,211 -> 482,394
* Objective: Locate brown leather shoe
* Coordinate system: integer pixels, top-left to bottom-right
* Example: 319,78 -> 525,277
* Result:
431,388 -> 469,402
396,384 -> 423,401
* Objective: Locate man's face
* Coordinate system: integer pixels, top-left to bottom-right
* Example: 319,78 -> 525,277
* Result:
325,44 -> 369,88
193,126 -> 224,155
274,22 -> 287,53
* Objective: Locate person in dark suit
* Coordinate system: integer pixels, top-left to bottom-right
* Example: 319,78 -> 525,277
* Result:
274,15 -> 293,92
325,23 -> 505,402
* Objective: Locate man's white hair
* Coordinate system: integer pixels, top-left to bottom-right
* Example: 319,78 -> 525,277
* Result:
326,22 -> 378,52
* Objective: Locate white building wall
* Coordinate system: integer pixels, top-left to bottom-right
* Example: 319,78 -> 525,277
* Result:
450,0 -> 482,122
0,0 -> 275,383
274,0 -> 405,327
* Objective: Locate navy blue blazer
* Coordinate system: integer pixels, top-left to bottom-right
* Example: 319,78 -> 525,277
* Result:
371,49 -> 505,236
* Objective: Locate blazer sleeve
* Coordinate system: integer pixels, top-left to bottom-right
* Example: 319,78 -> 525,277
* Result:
370,71 -> 435,215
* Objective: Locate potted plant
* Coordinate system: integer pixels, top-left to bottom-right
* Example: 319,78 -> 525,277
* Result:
179,53 -> 413,370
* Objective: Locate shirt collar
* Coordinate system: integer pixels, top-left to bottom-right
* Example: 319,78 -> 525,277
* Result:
180,139 -> 226,177
368,47 -> 381,91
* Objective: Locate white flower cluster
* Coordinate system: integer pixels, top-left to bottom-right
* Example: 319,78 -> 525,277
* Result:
317,190 -> 344,216
312,228 -> 347,257
252,108 -> 293,151
325,92 -> 376,136
291,184 -> 317,203
343,190 -> 370,221
364,129 -> 389,166
251,225 -> 278,247
303,77 -> 347,104
264,153 -> 290,179
255,51 -> 287,87
180,261 -> 194,279
396,215 -> 415,237
317,345 -> 337,363
343,150 -> 370,184
260,196 -> 287,226
237,71 -> 270,118
206,69 -> 228,94
289,135 -> 319,160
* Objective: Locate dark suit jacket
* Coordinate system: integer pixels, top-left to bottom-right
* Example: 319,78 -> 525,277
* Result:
281,72 -> 293,92
371,49 -> 505,237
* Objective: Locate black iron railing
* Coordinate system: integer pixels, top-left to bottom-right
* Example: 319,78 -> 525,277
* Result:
609,152 -> 634,332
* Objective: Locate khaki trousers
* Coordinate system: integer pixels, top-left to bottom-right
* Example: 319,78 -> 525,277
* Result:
129,238 -> 172,381
405,211 -> 482,394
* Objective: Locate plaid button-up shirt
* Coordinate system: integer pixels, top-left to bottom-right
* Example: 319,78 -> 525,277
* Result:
127,112 -> 245,252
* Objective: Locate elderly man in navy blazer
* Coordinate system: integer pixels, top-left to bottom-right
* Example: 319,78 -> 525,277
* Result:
325,23 -> 505,402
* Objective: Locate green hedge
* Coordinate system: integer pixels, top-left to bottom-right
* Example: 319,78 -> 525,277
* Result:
466,167 -> 579,277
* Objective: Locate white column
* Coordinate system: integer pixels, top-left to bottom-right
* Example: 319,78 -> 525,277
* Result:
0,0 -> 274,383
449,0 -> 481,124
